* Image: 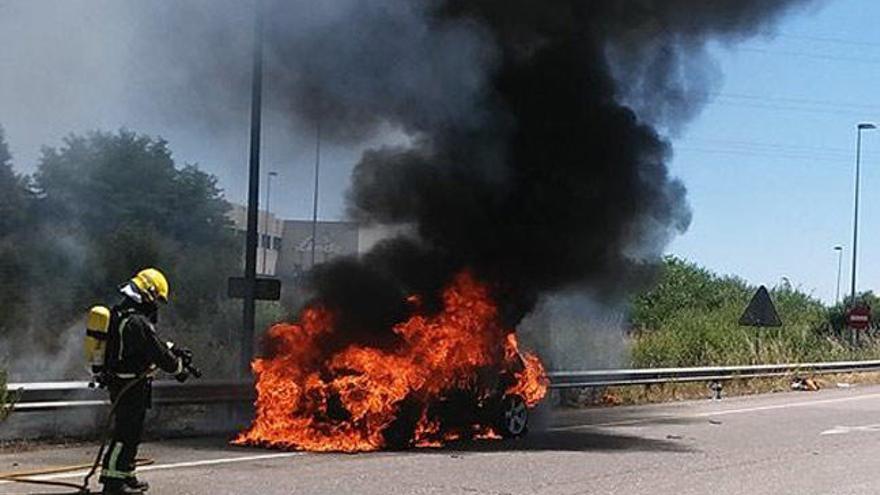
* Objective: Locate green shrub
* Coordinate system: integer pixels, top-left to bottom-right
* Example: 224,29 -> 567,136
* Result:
630,257 -> 880,367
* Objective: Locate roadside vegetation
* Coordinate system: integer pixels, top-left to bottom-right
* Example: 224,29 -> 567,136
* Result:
630,256 -> 880,368
561,257 -> 880,406
0,126 -> 245,379
0,370 -> 13,422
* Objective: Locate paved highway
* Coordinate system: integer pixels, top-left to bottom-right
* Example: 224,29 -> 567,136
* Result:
4,385 -> 880,494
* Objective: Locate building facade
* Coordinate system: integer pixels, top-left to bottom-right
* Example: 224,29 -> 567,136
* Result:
227,203 -> 362,279
276,220 -> 359,280
227,204 -> 285,276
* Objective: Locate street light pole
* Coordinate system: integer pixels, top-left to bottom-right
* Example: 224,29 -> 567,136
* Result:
241,0 -> 264,377
262,171 -> 277,275
834,245 -> 843,305
850,123 -> 876,308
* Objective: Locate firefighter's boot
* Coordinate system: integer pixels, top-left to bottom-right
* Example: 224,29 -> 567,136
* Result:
125,476 -> 150,492
101,479 -> 146,494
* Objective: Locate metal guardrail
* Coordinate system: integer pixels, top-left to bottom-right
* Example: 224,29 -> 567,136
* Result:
7,380 -> 254,412
546,359 -> 880,388
8,359 -> 880,411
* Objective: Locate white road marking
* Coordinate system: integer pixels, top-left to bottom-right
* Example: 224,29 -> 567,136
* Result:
6,391 -> 880,486
138,452 -> 306,471
820,424 -> 880,436
551,392 -> 880,431
0,452 -> 305,485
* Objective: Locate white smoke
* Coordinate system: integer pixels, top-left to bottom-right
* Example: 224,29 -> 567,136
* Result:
518,292 -> 628,371
2,322 -> 86,381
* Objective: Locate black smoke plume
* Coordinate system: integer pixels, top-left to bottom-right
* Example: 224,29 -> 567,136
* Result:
268,0 -> 811,333
147,0 -> 815,333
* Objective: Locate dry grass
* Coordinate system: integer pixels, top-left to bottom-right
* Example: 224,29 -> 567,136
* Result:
561,371 -> 880,407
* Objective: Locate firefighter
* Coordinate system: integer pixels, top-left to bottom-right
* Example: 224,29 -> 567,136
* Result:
99,268 -> 193,494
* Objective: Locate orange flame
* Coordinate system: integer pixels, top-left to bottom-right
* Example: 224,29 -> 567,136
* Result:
234,271 -> 547,452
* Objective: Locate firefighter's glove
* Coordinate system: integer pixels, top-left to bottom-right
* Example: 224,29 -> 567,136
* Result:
174,347 -> 194,366
174,366 -> 190,383
170,345 -> 201,379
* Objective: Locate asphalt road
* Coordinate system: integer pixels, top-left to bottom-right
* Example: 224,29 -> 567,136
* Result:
4,385 -> 880,494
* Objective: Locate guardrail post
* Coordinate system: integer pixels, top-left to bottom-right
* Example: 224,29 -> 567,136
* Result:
709,381 -> 723,400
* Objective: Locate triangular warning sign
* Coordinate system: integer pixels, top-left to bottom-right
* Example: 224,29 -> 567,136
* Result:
738,285 -> 782,327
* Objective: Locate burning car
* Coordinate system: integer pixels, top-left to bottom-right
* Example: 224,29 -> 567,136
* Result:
235,272 -> 547,452
383,349 -> 534,448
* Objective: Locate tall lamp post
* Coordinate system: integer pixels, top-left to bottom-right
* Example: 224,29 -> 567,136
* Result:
241,0 -> 264,376
262,171 -> 278,275
850,122 -> 876,307
834,245 -> 844,305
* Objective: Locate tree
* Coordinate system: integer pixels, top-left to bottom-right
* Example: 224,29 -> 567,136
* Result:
0,126 -> 28,235
17,130 -> 241,361
0,128 -> 244,379
631,256 -> 751,331
0,126 -> 31,335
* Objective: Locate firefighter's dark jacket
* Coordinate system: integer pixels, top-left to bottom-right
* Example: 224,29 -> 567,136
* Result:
105,300 -> 181,376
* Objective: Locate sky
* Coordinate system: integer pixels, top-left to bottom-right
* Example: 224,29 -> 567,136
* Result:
0,0 -> 878,305
666,0 -> 880,304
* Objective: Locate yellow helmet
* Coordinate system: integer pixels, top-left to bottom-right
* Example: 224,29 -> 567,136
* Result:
131,268 -> 170,304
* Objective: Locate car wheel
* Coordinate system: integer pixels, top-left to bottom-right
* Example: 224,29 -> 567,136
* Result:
498,394 -> 528,438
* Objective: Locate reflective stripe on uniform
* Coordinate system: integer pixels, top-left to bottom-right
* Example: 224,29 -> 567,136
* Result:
102,443 -> 131,479
101,468 -> 131,479
117,317 -> 131,362
102,468 -> 131,479
173,357 -> 184,375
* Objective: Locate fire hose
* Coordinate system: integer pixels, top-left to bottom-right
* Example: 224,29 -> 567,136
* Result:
0,354 -> 201,493
0,459 -> 155,493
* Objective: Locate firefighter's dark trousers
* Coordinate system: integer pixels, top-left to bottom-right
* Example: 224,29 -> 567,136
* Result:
100,378 -> 150,486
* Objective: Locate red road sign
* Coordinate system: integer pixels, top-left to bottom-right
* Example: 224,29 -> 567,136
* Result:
846,306 -> 872,330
